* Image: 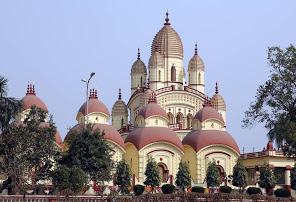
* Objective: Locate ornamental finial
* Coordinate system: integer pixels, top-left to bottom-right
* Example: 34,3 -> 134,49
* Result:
137,48 -> 140,60
195,43 -> 198,55
215,82 -> 219,94
119,88 -> 122,100
164,10 -> 171,25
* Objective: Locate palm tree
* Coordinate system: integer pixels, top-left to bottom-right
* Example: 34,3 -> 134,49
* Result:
0,76 -> 22,133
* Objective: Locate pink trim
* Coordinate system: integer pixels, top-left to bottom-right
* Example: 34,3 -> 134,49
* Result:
286,165 -> 292,170
205,151 -> 231,157
147,149 -> 175,156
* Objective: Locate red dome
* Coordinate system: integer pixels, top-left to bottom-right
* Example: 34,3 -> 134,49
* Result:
78,98 -> 110,118
13,121 -> 63,149
65,123 -> 125,150
194,105 -> 224,124
138,103 -> 169,120
21,94 -> 48,112
182,130 -> 240,154
125,127 -> 184,152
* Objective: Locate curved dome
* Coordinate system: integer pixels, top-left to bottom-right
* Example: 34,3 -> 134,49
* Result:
188,55 -> 204,72
151,16 -> 183,59
21,94 -> 48,112
131,59 -> 147,75
211,94 -> 226,111
140,89 -> 153,106
78,98 -> 110,118
13,121 -> 63,149
148,51 -> 164,68
64,123 -> 125,149
194,105 -> 225,124
182,130 -> 240,154
125,127 -> 184,151
112,99 -> 128,116
138,102 -> 169,120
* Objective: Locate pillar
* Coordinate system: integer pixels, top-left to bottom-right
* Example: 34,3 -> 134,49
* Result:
285,165 -> 292,191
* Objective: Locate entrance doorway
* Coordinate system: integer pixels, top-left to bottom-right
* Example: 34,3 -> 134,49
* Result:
158,163 -> 169,183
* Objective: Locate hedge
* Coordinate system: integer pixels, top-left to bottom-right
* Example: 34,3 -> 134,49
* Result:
191,186 -> 204,193
133,185 -> 145,196
161,184 -> 175,194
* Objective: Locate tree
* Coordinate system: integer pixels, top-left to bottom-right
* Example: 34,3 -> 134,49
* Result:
114,159 -> 131,194
206,160 -> 220,188
243,45 -> 296,156
0,75 -> 22,133
61,124 -> 114,193
258,163 -> 276,195
51,165 -> 86,194
232,160 -> 247,191
144,157 -> 160,193
175,161 -> 191,191
0,106 -> 60,195
290,164 -> 296,191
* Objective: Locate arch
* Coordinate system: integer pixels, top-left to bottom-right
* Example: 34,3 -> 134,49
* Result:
217,165 -> 226,185
167,112 -> 174,124
171,65 -> 176,81
176,112 -> 183,124
158,70 -> 161,82
140,76 -> 143,88
157,162 -> 169,183
186,114 -> 193,129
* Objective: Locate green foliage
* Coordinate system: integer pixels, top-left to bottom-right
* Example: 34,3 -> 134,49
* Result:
0,75 -> 22,133
258,164 -> 276,194
144,158 -> 160,192
206,160 -> 220,188
114,159 -> 131,194
161,184 -> 175,194
175,161 -> 191,191
61,124 -> 114,186
51,165 -> 86,194
232,160 -> 247,189
247,187 -> 262,195
243,45 -> 296,155
191,186 -> 204,193
291,164 -> 296,191
133,184 -> 145,196
0,106 -> 59,195
274,188 -> 291,197
219,186 -> 232,193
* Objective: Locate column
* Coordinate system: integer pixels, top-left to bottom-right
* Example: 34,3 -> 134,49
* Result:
285,165 -> 292,191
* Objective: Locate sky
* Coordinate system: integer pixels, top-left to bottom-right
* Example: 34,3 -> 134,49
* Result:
1,1 -> 296,153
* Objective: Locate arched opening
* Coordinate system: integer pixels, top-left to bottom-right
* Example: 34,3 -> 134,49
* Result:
171,65 -> 176,81
140,76 -> 143,88
176,113 -> 183,124
186,114 -> 193,129
217,165 -> 226,185
158,162 -> 169,183
167,112 -> 174,124
158,70 -> 161,82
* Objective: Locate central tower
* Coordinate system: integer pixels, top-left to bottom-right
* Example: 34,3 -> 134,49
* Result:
149,12 -> 185,91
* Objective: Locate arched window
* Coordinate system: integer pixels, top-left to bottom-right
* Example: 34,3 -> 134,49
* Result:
187,114 -> 193,129
167,112 -> 174,124
140,76 -> 143,88
176,113 -> 183,124
171,65 -> 176,81
158,70 -> 161,82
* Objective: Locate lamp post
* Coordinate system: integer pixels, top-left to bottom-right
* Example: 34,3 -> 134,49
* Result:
81,72 -> 95,124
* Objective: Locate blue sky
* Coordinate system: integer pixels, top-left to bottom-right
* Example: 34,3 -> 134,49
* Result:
1,1 -> 296,153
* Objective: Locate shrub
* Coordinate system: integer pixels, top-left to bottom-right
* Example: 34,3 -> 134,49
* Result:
274,188 -> 291,197
161,184 -> 175,194
191,186 -> 204,193
247,187 -> 261,195
133,185 -> 145,196
219,186 -> 232,193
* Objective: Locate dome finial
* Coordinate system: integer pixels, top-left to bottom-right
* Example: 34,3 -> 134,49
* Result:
137,48 -> 140,60
215,81 -> 219,94
26,81 -> 36,95
147,78 -> 150,89
118,88 -> 122,100
164,10 -> 171,25
148,91 -> 157,104
89,88 -> 98,99
195,43 -> 198,55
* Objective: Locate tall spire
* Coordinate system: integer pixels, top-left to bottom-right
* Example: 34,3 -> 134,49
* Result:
164,10 -> 171,25
118,88 -> 122,100
215,82 -> 219,94
137,48 -> 140,60
195,43 -> 198,55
